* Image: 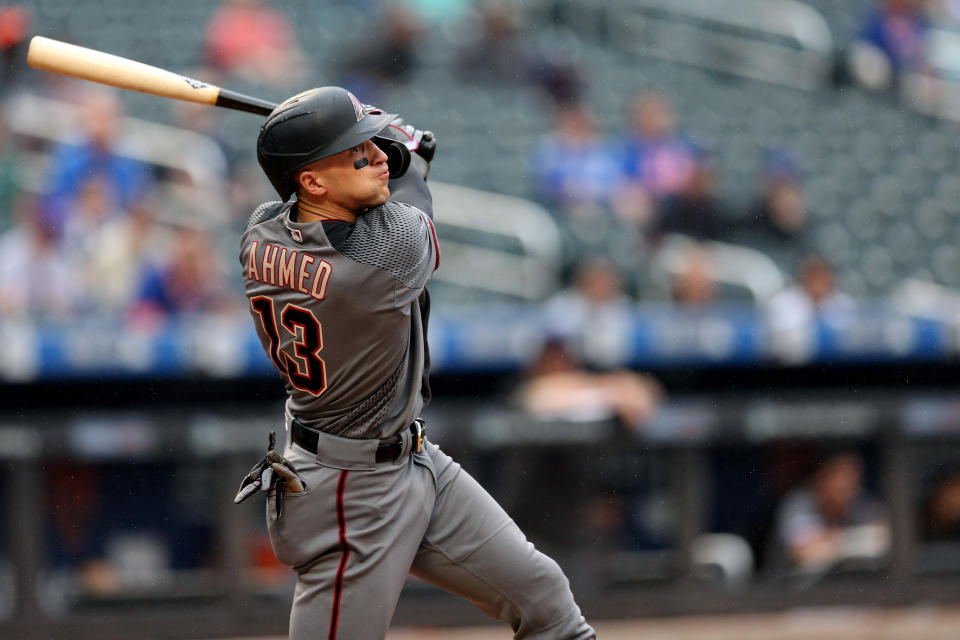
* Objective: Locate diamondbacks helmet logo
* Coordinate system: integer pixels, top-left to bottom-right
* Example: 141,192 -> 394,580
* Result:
347,91 -> 365,122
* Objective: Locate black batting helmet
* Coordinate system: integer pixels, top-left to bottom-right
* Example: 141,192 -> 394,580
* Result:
257,86 -> 409,201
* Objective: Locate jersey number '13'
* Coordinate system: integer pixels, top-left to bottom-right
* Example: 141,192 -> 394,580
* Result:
250,296 -> 327,397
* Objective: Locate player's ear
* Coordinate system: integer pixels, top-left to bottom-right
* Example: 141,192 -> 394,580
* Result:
297,168 -> 327,198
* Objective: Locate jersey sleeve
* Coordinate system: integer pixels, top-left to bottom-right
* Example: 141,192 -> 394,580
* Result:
339,200 -> 439,292
387,167 -> 432,219
245,200 -> 284,230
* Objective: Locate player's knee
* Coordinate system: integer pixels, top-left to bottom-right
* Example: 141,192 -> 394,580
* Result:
522,554 -> 579,628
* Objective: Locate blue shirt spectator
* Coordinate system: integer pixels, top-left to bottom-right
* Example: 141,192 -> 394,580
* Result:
531,105 -> 625,217
858,0 -> 930,73
621,91 -> 699,202
43,90 -> 153,234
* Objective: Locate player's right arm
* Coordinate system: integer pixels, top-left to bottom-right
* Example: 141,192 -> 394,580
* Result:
387,163 -> 432,218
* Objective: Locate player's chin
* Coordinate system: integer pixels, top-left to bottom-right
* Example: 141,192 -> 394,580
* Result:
372,184 -> 390,205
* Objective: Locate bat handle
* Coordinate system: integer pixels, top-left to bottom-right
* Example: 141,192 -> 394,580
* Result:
216,88 -> 278,116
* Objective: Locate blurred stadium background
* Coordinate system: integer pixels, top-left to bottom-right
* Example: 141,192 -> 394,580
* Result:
2,0 -> 960,638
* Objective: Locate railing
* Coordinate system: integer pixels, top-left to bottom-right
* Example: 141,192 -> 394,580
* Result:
648,233 -> 788,303
428,183 -> 564,301
4,93 -> 229,190
602,0 -> 835,90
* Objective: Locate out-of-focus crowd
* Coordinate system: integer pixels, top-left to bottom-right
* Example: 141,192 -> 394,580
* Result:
0,0 -> 952,325
2,0 -> 960,597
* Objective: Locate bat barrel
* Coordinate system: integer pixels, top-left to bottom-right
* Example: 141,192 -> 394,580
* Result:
27,36 -> 277,117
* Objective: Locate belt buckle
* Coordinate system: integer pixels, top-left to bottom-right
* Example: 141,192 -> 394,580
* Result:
413,420 -> 424,453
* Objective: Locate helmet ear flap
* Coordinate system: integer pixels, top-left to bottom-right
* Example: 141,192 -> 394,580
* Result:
373,137 -> 410,179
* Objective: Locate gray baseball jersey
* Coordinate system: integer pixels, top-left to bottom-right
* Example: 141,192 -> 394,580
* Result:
240,175 -> 438,440
240,170 -> 594,639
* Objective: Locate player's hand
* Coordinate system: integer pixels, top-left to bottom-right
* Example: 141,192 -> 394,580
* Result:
385,119 -> 437,162
382,120 -> 436,179
234,432 -> 306,506
267,450 -> 305,493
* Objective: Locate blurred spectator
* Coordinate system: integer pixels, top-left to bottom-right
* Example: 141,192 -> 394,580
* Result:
60,177 -> 126,258
0,112 -> 21,232
516,336 -> 661,432
169,76 -> 235,184
923,470 -> 960,541
84,198 -> 173,314
0,196 -> 82,320
621,91 -> 698,202
405,0 -> 471,25
204,0 -> 307,88
44,89 -> 153,234
670,243 -> 718,307
849,0 -> 931,91
546,257 -> 634,369
742,149 -> 810,246
530,104 -> 624,217
656,154 -> 733,241
766,256 -> 856,363
930,0 -> 960,27
340,4 -> 423,101
455,2 -> 582,105
768,451 -> 890,579
132,226 -> 235,318
0,5 -> 30,95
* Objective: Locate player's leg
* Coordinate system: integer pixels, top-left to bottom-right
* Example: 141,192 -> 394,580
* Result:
409,441 -> 596,639
269,433 -> 435,640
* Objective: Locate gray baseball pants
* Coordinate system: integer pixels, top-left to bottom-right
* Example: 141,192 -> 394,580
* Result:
267,420 -> 595,640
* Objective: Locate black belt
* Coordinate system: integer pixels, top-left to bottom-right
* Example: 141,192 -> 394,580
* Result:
291,419 -> 425,463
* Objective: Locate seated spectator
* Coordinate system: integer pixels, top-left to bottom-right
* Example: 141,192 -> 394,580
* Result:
0,195 -> 83,320
43,89 -> 153,235
742,149 -> 810,247
767,451 -> 890,579
0,112 -> 21,232
204,0 -> 307,88
766,256 -> 856,363
405,0 -> 470,25
340,4 -> 423,101
546,257 -> 634,369
454,1 -> 582,105
0,4 -> 30,95
670,244 -> 718,307
621,91 -> 698,202
85,197 -> 173,314
849,0 -> 931,91
132,226 -> 234,318
169,77 -> 234,186
530,104 -> 625,218
656,154 -> 734,241
516,336 -> 661,432
923,470 -> 960,541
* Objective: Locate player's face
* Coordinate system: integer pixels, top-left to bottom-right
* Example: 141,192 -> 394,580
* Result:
320,139 -> 391,211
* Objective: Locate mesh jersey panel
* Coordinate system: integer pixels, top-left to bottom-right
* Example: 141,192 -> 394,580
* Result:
340,201 -> 433,290
325,355 -> 406,438
246,200 -> 283,229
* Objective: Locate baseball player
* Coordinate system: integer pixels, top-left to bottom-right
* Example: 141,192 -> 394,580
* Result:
235,86 -> 595,640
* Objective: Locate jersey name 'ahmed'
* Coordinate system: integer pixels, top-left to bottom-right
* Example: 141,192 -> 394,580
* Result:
246,240 -> 332,301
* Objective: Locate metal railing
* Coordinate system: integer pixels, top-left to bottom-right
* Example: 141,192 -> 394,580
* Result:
602,0 -> 835,90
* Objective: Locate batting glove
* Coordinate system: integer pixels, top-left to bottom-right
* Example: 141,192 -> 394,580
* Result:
234,432 -> 305,518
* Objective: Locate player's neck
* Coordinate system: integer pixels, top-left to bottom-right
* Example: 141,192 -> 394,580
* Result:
296,196 -> 357,224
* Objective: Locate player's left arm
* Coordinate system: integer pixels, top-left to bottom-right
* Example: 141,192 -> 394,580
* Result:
387,166 -> 432,218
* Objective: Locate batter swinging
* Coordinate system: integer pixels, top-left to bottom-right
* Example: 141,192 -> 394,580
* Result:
236,86 -> 595,640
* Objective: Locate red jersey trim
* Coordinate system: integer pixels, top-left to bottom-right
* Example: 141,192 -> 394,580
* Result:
329,470 -> 350,640
425,215 -> 440,271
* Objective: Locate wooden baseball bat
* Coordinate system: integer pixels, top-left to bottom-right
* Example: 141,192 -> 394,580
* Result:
26,36 -> 278,116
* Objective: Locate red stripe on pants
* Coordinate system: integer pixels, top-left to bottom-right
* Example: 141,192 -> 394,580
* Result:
329,470 -> 350,640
